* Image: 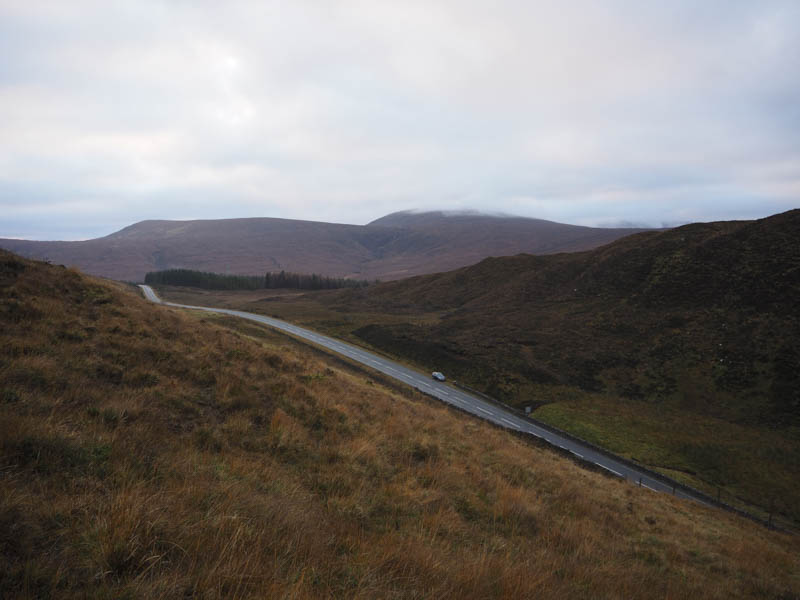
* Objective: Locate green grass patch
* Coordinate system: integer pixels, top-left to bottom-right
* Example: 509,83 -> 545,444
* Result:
533,395 -> 800,523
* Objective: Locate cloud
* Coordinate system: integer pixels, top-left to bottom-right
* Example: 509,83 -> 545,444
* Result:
0,0 -> 798,239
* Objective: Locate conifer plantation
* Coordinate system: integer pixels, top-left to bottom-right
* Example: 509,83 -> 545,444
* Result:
144,268 -> 370,291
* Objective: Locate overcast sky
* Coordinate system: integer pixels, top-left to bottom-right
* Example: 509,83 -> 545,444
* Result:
1,1 -> 799,240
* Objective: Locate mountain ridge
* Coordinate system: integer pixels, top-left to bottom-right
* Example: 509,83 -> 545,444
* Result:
0,211 -> 649,282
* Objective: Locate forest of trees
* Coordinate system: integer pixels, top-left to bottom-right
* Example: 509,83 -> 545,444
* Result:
144,268 -> 372,291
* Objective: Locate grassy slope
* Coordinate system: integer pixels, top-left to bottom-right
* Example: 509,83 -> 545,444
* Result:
1,252 -> 799,598
156,210 -> 800,525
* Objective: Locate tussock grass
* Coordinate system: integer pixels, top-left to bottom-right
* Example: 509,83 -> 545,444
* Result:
1,250 -> 799,598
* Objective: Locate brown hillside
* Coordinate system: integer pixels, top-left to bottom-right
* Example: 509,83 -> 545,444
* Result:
322,210 -> 800,517
1,249 -> 799,598
0,211 -> 647,282
279,211 -> 799,423
168,209 -> 800,524
335,209 -> 800,314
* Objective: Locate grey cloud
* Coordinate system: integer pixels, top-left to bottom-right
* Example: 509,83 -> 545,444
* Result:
0,0 -> 797,240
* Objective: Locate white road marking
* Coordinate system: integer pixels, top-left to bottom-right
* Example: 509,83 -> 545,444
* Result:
642,483 -> 658,492
501,417 -> 519,428
570,451 -> 584,459
597,464 -> 625,478
476,406 -> 492,415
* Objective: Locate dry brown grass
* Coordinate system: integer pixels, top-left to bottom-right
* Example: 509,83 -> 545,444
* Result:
155,258 -> 800,527
1,251 -> 799,599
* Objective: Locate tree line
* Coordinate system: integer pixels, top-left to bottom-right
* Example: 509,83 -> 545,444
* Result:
144,268 -> 372,291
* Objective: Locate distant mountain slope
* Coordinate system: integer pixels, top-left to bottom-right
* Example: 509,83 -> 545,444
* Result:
0,211 -> 647,282
292,209 -> 800,519
365,210 -> 650,278
326,209 -> 800,425
342,209 -> 800,315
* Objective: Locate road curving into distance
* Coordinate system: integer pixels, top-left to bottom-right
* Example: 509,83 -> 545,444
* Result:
140,284 -> 710,507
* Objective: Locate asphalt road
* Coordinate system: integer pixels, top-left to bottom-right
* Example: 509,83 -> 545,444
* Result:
140,284 -> 709,506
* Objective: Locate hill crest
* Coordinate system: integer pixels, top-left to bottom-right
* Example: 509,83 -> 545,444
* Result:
0,211 -> 649,282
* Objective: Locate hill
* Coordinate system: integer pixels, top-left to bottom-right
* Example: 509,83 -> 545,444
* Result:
164,209 -> 800,522
0,211 -> 647,282
332,209 -> 800,416
1,249 -> 799,597
339,210 -> 800,512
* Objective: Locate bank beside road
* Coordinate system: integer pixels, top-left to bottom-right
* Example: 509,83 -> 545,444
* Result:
138,284 -> 770,524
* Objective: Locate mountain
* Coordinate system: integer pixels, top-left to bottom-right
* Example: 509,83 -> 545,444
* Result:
331,209 -> 800,429
337,209 -> 800,317
225,209 -> 800,521
3,249 -> 798,597
0,211 -> 648,282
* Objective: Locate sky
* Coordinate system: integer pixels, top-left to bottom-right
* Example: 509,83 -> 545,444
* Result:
1,1 -> 799,240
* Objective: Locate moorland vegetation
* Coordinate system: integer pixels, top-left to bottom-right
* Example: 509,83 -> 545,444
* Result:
2,249 -> 799,598
157,210 -> 800,526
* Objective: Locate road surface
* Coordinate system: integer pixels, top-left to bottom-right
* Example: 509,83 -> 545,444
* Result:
139,284 -> 708,505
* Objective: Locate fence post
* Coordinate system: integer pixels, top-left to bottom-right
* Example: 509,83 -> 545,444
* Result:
638,477 -> 642,487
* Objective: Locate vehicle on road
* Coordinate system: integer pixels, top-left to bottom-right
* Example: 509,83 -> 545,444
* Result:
432,371 -> 446,382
